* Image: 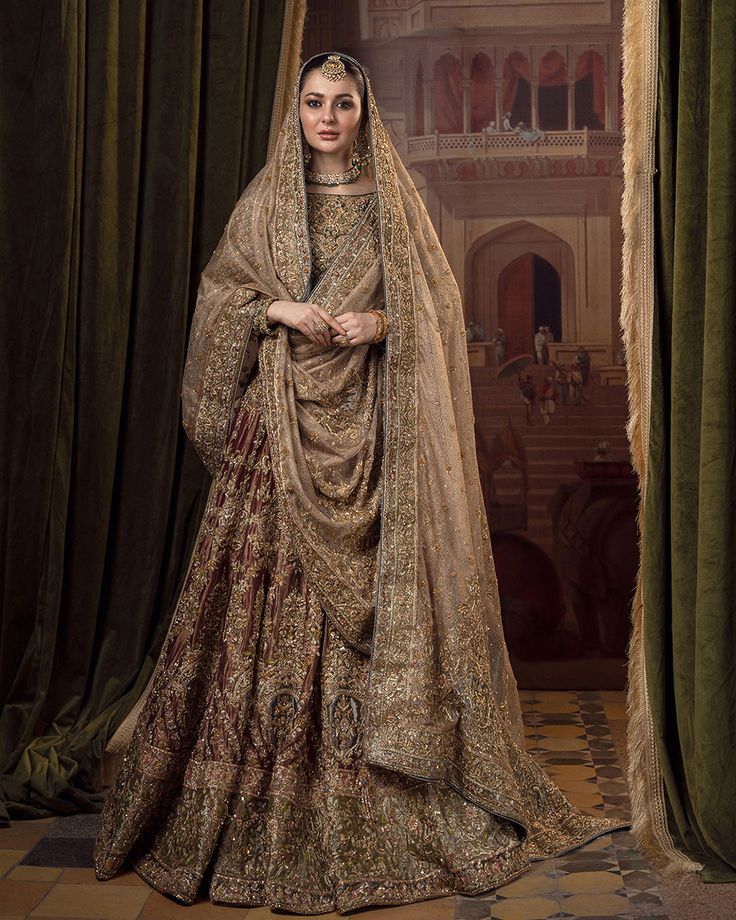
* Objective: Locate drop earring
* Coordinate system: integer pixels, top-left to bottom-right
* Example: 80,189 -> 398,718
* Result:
351,126 -> 370,170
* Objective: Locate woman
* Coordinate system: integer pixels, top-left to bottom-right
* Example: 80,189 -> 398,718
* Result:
94,52 -> 625,913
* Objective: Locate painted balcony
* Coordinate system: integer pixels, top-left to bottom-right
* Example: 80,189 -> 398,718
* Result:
406,128 -> 622,162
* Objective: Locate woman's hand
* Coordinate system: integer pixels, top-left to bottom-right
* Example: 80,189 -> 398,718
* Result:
266,300 -> 346,346
330,311 -> 377,347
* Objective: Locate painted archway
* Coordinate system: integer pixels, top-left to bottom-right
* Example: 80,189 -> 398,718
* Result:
464,221 -> 577,355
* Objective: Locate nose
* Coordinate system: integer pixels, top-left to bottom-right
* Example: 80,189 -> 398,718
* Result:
321,107 -> 336,123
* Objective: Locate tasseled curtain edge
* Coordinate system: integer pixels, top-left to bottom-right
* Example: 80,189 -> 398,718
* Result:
620,0 -> 702,877
101,0 -> 307,776
267,0 -> 307,162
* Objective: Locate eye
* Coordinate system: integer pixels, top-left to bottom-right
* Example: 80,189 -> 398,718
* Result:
338,101 -> 354,109
306,99 -> 321,107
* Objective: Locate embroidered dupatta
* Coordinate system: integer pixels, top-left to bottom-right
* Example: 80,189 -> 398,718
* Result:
181,53 -> 622,850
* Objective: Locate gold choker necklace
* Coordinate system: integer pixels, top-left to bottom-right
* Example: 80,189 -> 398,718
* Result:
304,162 -> 361,186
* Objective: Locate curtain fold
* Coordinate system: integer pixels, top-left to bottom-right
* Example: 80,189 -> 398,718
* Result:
646,0 -> 736,881
433,53 -> 462,134
574,51 -> 605,128
470,53 -> 495,133
539,50 -> 566,86
501,52 -> 531,120
0,0 -> 287,824
623,0 -> 736,881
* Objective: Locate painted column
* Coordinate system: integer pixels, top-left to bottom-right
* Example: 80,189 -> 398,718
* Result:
463,78 -> 471,133
424,78 -> 434,133
567,78 -> 575,129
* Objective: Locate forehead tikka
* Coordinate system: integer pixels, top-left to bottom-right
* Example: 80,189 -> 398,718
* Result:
321,54 -> 347,82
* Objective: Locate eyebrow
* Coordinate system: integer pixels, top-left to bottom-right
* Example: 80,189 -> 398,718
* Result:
304,91 -> 356,99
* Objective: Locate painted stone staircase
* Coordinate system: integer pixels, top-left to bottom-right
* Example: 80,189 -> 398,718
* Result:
470,364 -> 632,554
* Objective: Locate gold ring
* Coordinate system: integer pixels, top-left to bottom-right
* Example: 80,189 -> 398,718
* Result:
314,319 -> 328,334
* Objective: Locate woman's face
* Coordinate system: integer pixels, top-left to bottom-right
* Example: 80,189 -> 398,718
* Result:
299,68 -> 363,161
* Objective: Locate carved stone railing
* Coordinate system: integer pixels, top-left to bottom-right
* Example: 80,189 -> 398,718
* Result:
406,128 -> 622,162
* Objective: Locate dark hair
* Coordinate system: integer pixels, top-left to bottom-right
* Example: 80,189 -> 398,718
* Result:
300,53 -> 368,122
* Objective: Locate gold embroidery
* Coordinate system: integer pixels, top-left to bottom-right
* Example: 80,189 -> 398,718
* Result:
306,191 -> 375,285
194,291 -> 259,475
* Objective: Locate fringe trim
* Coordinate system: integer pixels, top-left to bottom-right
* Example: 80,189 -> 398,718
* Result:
620,0 -> 702,877
267,0 -> 307,162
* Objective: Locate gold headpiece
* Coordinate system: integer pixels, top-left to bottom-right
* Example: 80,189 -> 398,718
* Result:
321,54 -> 347,82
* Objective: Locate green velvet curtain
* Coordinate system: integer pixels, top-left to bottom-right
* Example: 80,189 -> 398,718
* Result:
645,0 -> 736,881
0,1 -> 286,823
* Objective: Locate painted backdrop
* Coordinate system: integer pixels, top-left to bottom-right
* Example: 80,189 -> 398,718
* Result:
303,0 -> 633,689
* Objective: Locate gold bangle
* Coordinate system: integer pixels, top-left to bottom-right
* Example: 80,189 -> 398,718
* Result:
368,310 -> 379,342
370,309 -> 387,343
376,312 -> 385,342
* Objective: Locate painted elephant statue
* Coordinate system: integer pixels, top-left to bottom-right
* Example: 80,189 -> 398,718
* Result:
548,463 -> 638,658
490,531 -> 570,660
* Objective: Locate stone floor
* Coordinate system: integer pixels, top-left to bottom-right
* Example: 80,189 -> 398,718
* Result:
0,690 -> 678,919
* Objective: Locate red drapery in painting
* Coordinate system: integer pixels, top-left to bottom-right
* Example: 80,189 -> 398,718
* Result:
539,50 -> 567,86
423,50 -> 608,136
471,53 -> 495,131
434,53 -> 462,133
501,53 -> 531,118
575,50 -> 606,127
539,50 -> 568,130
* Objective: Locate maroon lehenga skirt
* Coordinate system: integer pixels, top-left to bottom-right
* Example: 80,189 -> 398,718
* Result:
93,370 -> 581,913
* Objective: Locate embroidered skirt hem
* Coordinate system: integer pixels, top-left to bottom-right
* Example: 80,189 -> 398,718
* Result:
93,379 -> 625,914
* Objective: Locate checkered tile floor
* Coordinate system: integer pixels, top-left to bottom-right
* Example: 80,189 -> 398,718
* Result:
0,691 -> 668,919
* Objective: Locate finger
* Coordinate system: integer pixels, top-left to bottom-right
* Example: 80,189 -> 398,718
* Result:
333,313 -> 354,325
303,312 -> 329,345
317,309 -> 347,336
314,314 -> 343,345
316,322 -> 332,346
299,322 -> 320,345
309,320 -> 330,346
308,305 -> 338,345
330,323 -> 353,341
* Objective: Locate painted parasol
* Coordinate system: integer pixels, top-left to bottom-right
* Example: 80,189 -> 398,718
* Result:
496,353 -> 535,380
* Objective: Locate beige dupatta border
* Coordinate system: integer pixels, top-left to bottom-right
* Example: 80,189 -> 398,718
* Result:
267,0 -> 307,162
102,4 -> 307,773
621,0 -> 702,876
